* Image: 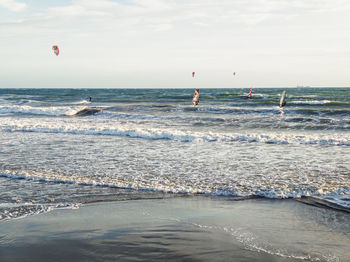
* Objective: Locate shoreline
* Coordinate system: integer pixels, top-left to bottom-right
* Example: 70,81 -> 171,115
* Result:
1,196 -> 349,262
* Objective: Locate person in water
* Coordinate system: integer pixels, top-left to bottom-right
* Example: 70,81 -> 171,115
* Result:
89,96 -> 92,102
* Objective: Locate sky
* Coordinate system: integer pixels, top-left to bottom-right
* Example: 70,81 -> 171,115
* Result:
1,0 -> 350,88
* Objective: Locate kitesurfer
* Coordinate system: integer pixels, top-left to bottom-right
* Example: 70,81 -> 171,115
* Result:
192,88 -> 199,106
247,87 -> 253,99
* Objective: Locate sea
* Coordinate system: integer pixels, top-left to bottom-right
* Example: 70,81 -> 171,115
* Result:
0,87 -> 349,221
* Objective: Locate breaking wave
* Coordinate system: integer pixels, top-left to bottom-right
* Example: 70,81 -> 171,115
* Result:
1,118 -> 350,146
0,104 -> 88,116
1,171 -> 349,212
290,100 -> 332,105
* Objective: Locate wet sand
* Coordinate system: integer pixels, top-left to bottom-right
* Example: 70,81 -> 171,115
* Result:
0,196 -> 349,262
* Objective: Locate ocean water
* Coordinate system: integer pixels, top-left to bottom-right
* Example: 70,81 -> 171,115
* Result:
0,87 -> 349,222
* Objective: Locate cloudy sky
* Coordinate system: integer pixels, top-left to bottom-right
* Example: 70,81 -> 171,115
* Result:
1,0 -> 350,88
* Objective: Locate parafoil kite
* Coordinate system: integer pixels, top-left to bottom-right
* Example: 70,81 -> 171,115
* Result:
52,45 -> 59,56
192,72 -> 195,77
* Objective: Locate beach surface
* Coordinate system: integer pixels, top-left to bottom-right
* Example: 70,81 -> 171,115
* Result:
1,196 -> 349,262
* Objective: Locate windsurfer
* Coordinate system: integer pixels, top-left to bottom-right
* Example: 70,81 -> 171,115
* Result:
279,90 -> 287,108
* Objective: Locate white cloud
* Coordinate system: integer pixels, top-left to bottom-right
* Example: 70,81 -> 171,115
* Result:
0,0 -> 27,12
4,0 -> 350,34
1,0 -> 350,87
151,23 -> 173,32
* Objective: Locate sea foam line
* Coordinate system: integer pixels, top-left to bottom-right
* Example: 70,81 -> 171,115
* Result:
0,200 -> 80,222
1,171 -> 349,204
290,100 -> 331,105
0,104 -> 87,116
1,122 -> 350,146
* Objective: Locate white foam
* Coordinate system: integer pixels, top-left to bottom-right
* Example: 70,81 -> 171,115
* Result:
0,201 -> 80,221
72,100 -> 91,105
0,104 -> 87,116
1,169 -> 349,205
1,116 -> 350,146
291,100 -> 331,105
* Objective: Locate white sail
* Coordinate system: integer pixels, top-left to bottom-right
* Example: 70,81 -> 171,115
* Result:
280,90 -> 286,108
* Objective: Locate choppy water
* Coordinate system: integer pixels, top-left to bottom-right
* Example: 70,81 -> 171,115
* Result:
0,88 -> 349,222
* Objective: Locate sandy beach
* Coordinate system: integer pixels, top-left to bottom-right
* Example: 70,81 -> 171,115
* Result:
1,196 -> 349,262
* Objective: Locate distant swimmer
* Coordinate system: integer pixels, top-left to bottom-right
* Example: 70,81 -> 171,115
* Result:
279,90 -> 287,108
89,96 -> 92,102
192,88 -> 199,106
247,87 -> 253,99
